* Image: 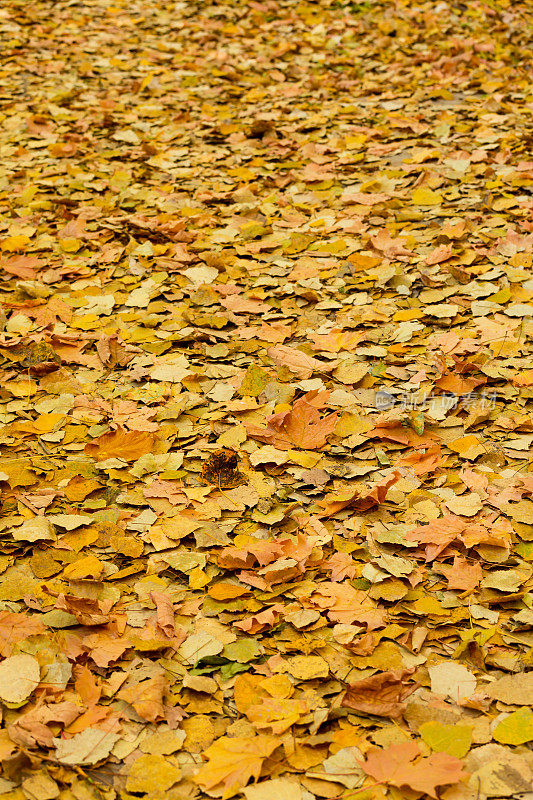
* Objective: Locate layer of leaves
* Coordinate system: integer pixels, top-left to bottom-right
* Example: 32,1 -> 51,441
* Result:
0,0 -> 532,798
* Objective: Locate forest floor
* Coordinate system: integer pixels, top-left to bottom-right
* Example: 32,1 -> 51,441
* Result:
0,1 -> 533,799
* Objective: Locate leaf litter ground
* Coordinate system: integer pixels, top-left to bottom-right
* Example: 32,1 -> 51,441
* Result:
0,0 -> 532,799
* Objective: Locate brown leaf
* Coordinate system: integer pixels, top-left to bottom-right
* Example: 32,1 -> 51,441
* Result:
318,471 -> 400,516
150,590 -> 176,638
342,667 -> 417,718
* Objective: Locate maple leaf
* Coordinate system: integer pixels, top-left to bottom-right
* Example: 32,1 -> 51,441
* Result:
9,705 -> 80,750
326,551 -> 357,581
112,400 -> 158,431
194,735 -> 279,798
118,674 -> 168,722
310,329 -> 363,352
342,668 -> 417,719
83,632 -> 129,667
143,479 -> 187,505
233,604 -> 284,634
0,611 -> 46,657
218,540 -> 285,569
360,741 -> 467,798
371,229 -> 412,259
406,514 -> 511,561
396,444 -> 443,476
246,696 -> 309,735
308,582 -> 387,630
440,556 -> 483,591
247,398 -> 337,450
0,255 -> 43,279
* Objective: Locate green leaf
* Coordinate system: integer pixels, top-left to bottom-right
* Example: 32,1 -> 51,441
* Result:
222,638 -> 262,663
220,662 -> 250,680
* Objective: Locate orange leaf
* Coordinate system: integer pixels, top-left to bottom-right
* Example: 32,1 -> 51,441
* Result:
441,556 -> 483,591
318,471 -> 400,516
84,428 -> 154,461
397,445 -> 443,476
342,668 -> 417,719
118,674 -> 168,722
74,665 -> 101,707
360,741 -> 467,798
208,583 -> 250,601
310,329 -> 363,352
425,243 -> 453,265
513,369 -> 533,387
0,612 -> 46,658
308,582 -> 387,630
248,398 -> 337,450
233,604 -> 284,634
266,345 -> 323,379
194,734 -> 279,797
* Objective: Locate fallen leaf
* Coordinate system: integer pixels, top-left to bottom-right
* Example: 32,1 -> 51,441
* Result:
84,428 -> 154,461
486,672 -> 533,705
126,754 -> 181,793
429,662 -> 476,704
247,397 -> 337,450
54,727 -> 120,765
492,708 -> 533,745
0,654 -> 40,704
360,741 -> 467,797
342,667 -> 417,718
194,734 -> 279,797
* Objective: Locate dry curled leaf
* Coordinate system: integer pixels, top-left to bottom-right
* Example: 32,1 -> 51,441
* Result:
342,667 -> 417,719
201,448 -> 245,488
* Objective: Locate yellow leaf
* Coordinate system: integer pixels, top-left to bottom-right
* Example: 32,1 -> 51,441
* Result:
194,735 -> 279,798
420,721 -> 472,758
0,654 -> 40,705
59,237 -> 82,252
84,429 -> 154,462
411,187 -> 443,205
1,235 -> 31,252
63,555 -> 104,580
493,708 -> 533,745
126,754 -> 181,793
448,435 -> 486,460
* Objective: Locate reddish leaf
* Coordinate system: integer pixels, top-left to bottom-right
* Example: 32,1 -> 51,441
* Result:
342,668 -> 418,719
360,741 -> 467,798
